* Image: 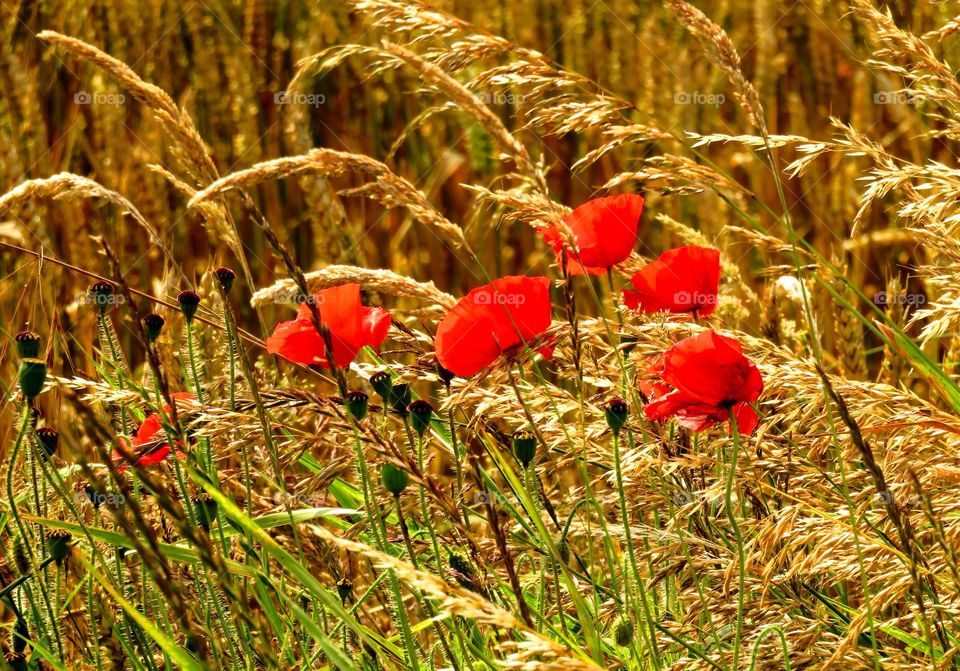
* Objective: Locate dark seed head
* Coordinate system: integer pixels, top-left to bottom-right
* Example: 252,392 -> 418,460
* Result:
12,617 -> 28,653
336,577 -> 353,603
85,484 -> 104,510
604,397 -> 629,433
389,383 -> 412,416
370,370 -> 392,400
346,390 -> 369,421
193,494 -> 219,531
408,400 -> 434,437
214,266 -> 236,294
14,331 -> 40,358
143,313 -> 165,341
89,281 -> 115,310
18,359 -> 47,399
381,462 -> 409,497
177,290 -> 201,321
614,618 -> 634,647
512,429 -> 537,468
11,540 -> 28,575
558,538 -> 570,564
35,427 -> 59,460
46,529 -> 72,564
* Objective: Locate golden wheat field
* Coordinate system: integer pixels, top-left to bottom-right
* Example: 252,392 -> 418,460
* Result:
4,0 -> 960,669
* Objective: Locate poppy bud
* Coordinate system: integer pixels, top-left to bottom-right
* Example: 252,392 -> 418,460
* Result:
89,281 -> 115,311
604,397 -> 628,433
177,290 -> 201,321
336,577 -> 353,603
381,462 -> 409,497
408,400 -> 433,437
614,618 -> 634,646
143,313 -> 165,341
346,391 -> 369,421
193,494 -> 218,531
46,529 -> 71,564
4,651 -> 26,671
370,370 -> 392,400
35,427 -> 59,460
18,359 -> 46,399
214,266 -> 236,294
448,551 -> 474,578
436,360 -> 455,385
512,429 -> 537,468
390,384 -> 412,416
14,331 -> 40,358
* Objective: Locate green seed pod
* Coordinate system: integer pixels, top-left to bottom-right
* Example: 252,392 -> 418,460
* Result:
614,618 -> 634,647
336,577 -> 353,603
143,313 -> 165,342
193,495 -> 219,531
18,359 -> 47,399
46,529 -> 72,564
381,462 -> 409,497
370,370 -> 392,400
346,390 -> 369,421
177,290 -> 201,321
88,281 -> 115,311
214,266 -> 236,294
35,427 -> 59,460
14,331 -> 40,358
604,397 -> 628,433
558,537 -> 570,564
390,384 -> 412,416
512,429 -> 537,468
408,400 -> 434,437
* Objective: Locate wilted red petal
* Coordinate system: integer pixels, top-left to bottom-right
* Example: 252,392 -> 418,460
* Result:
624,246 -> 720,316
267,283 -> 391,368
541,194 -> 644,276
435,276 -> 553,377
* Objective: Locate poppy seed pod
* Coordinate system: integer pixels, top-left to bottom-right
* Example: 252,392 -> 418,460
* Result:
390,384 -> 412,416
177,290 -> 201,321
143,313 -> 165,341
381,462 -> 409,497
604,397 -> 628,433
408,400 -> 434,437
214,266 -> 236,294
14,331 -> 40,358
46,529 -> 72,564
370,370 -> 392,400
346,390 -> 369,421
18,359 -> 47,399
35,427 -> 59,460
193,495 -> 219,531
614,618 -> 634,646
89,281 -> 115,311
512,429 -> 537,468
336,577 -> 353,603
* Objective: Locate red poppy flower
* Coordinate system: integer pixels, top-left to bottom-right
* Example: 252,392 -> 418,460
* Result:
623,246 -> 720,316
114,392 -> 197,471
435,276 -> 553,377
643,331 -> 763,434
266,283 -> 391,368
541,194 -> 645,276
